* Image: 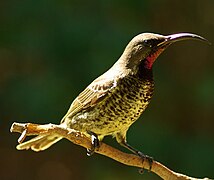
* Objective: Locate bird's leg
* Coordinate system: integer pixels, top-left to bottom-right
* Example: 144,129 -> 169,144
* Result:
86,130 -> 100,156
120,140 -> 153,170
116,133 -> 153,171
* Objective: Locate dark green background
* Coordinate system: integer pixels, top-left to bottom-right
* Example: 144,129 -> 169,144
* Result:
1,0 -> 214,179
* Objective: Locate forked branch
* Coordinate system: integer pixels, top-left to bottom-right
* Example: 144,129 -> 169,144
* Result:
10,122 -> 211,180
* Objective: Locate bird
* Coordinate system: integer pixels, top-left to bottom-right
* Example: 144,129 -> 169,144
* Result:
16,32 -> 208,165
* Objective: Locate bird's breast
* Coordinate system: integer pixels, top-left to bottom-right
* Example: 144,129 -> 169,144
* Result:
101,75 -> 154,124
69,74 -> 154,136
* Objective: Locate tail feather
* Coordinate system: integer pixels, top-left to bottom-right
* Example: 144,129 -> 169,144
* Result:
16,134 -> 62,152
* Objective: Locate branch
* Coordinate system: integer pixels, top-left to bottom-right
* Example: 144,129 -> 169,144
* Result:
10,122 -> 212,180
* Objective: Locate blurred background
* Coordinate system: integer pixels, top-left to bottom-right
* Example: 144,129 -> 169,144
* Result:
0,0 -> 214,179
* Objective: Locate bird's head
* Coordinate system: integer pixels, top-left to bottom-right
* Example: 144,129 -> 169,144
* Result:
120,32 -> 209,70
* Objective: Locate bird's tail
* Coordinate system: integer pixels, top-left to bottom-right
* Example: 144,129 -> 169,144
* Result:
16,134 -> 63,152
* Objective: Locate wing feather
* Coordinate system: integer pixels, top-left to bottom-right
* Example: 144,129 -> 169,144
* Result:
61,76 -> 117,123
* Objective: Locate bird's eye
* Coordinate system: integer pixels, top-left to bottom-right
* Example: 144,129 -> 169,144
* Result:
143,40 -> 148,44
143,39 -> 152,47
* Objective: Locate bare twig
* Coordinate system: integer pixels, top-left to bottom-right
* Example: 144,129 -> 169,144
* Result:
10,122 -> 212,180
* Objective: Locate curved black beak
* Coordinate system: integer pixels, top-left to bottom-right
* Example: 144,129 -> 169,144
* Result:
157,33 -> 210,47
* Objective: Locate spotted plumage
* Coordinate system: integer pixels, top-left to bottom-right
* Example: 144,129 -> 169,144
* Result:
16,32 -> 208,162
62,69 -> 154,141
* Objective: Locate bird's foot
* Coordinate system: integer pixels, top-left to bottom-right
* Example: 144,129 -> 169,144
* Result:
86,131 -> 100,156
137,151 -> 153,171
116,137 -> 154,172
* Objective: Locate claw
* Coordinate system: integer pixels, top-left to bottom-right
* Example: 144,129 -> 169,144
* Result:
86,131 -> 100,156
137,151 -> 153,171
86,149 -> 94,156
138,168 -> 144,174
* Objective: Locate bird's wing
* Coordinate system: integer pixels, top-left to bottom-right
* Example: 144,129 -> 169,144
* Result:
61,76 -> 117,122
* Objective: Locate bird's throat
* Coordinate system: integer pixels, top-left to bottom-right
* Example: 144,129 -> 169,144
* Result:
144,48 -> 165,69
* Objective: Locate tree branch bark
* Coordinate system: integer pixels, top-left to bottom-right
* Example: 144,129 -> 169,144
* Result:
10,122 -> 211,180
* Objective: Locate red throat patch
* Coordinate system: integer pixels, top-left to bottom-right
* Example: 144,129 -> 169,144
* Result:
144,48 -> 165,69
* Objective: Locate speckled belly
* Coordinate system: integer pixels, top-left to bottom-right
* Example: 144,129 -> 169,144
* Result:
69,76 -> 154,137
